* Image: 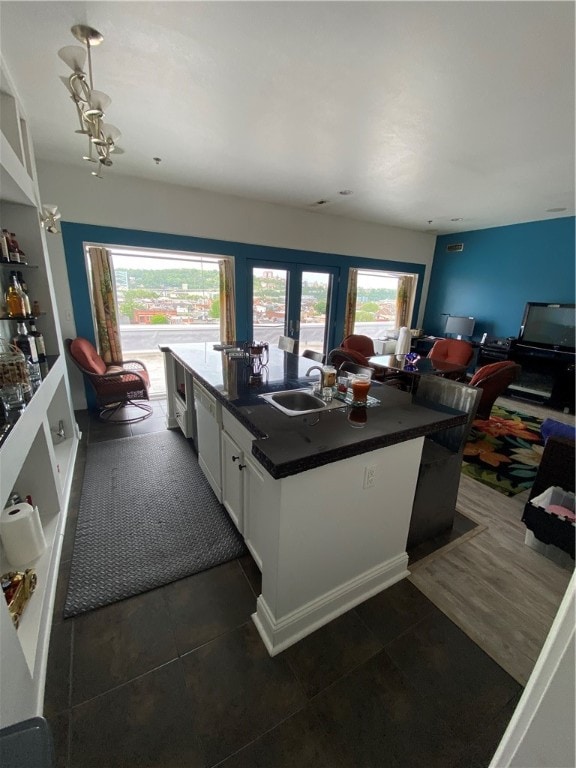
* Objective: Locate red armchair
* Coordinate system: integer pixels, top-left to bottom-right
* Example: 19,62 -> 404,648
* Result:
66,337 -> 152,423
427,338 -> 474,380
341,334 -> 376,358
468,361 -> 521,419
427,338 -> 474,367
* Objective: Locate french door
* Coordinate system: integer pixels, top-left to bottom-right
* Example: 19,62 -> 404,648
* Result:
247,261 -> 339,357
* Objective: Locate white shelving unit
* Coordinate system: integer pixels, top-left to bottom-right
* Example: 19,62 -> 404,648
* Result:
0,57 -> 78,728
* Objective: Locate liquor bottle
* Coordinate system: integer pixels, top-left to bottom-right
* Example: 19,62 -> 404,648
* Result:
10,233 -> 25,263
28,319 -> 46,363
0,230 -> 9,262
5,272 -> 27,317
32,299 -> 41,316
13,322 -> 39,363
3,230 -> 20,263
16,271 -> 32,316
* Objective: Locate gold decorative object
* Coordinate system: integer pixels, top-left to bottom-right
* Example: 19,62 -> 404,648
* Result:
1,569 -> 37,629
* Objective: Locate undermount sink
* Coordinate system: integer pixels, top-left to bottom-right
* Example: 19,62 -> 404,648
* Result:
260,388 -> 344,417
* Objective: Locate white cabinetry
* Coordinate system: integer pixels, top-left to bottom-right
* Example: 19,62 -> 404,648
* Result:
221,430 -> 245,532
0,58 -> 78,728
220,408 -> 266,567
194,381 -> 222,501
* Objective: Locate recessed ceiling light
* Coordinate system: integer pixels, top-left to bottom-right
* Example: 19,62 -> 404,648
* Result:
311,199 -> 330,206
338,189 -> 353,196
450,217 -> 463,222
153,157 -> 162,165
546,207 -> 567,212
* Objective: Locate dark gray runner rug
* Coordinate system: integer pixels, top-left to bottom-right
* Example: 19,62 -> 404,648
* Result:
64,429 -> 246,618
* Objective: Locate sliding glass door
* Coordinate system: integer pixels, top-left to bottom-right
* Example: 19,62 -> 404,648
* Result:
248,261 -> 339,357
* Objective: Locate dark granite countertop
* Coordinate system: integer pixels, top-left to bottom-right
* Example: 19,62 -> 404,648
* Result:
161,343 -> 469,478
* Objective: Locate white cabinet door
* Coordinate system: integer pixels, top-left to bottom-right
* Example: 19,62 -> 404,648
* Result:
194,383 -> 222,501
221,430 -> 244,532
243,455 -> 267,570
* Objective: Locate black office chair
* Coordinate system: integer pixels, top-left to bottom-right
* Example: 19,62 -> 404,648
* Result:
302,349 -> 324,363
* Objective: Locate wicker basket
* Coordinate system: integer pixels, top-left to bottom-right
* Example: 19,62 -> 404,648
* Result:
0,338 -> 32,393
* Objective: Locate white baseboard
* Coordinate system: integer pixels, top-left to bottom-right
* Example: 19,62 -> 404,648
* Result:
253,553 -> 409,655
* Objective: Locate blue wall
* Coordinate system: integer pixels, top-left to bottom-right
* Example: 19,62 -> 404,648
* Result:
61,222 -> 426,349
423,217 -> 575,340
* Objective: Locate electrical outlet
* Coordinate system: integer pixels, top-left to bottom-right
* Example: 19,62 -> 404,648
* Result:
363,465 -> 376,489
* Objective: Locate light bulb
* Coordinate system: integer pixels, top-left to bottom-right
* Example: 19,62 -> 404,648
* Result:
58,45 -> 87,72
85,90 -> 111,116
102,123 -> 121,145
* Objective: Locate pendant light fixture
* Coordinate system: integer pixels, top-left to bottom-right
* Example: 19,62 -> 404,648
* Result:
58,25 -> 121,178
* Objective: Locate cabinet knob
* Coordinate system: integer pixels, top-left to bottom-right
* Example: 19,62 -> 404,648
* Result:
239,464 -> 247,471
232,455 -> 240,462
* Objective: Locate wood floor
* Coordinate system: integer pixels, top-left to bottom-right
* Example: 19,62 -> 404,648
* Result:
408,395 -> 574,686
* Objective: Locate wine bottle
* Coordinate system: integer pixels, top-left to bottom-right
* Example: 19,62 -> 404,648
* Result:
10,233 -> 25,263
5,273 -> 26,317
28,320 -> 46,363
16,271 -> 32,316
3,229 -> 20,263
13,322 -> 39,363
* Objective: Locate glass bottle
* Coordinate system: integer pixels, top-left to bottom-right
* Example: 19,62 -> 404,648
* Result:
5,272 -> 26,317
3,230 -> 20,263
0,230 -> 10,262
28,319 -> 46,363
13,322 -> 39,363
16,271 -> 32,316
10,233 -> 25,263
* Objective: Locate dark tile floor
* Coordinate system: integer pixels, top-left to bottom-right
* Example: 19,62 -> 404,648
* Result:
44,401 -> 521,768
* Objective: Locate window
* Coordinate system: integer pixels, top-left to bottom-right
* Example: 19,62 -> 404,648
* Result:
86,244 -> 234,396
345,268 -> 418,338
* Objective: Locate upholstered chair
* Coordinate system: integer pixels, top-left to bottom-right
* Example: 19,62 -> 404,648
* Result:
341,334 -> 376,358
468,361 -> 521,419
427,338 -> 474,367
66,337 -> 152,423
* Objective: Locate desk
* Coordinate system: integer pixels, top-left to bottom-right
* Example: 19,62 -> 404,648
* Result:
369,354 -> 468,378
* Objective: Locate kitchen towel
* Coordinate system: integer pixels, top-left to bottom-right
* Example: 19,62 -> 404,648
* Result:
395,327 -> 412,356
0,502 -> 46,566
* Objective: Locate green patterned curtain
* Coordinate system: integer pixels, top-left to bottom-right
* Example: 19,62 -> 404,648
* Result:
87,246 -> 123,364
396,275 -> 416,329
219,258 -> 236,344
343,268 -> 358,339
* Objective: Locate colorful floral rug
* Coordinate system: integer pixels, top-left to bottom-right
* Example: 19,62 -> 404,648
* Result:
461,405 -> 544,496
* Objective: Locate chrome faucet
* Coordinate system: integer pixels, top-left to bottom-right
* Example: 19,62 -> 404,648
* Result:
306,365 -> 324,381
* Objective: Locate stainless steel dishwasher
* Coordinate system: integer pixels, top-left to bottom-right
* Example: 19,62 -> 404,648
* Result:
193,381 -> 222,501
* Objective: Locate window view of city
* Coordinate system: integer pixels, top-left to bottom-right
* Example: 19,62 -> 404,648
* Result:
110,249 -> 223,396
352,269 -> 417,337
101,248 -> 417,397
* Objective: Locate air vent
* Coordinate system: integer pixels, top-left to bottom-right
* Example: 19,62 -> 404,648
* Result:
446,243 -> 464,253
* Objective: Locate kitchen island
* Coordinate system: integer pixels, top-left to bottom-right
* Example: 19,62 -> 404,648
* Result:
161,343 -> 468,655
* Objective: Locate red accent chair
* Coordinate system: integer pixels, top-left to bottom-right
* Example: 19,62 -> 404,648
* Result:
427,338 -> 474,380
66,337 -> 152,423
341,334 -> 376,358
468,361 -> 522,419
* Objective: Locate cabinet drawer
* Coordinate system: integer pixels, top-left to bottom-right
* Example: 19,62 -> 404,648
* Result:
222,408 -> 254,454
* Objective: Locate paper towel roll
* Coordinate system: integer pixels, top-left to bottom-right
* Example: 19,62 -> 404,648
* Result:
395,327 -> 411,356
0,502 -> 46,566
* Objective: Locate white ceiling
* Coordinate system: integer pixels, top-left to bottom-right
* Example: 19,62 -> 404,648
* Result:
0,1 -> 574,235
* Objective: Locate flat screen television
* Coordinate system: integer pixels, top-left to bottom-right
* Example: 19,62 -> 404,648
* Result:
518,302 -> 576,354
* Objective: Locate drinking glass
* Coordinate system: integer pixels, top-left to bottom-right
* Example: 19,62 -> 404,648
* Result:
350,373 -> 371,405
0,383 -> 25,414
